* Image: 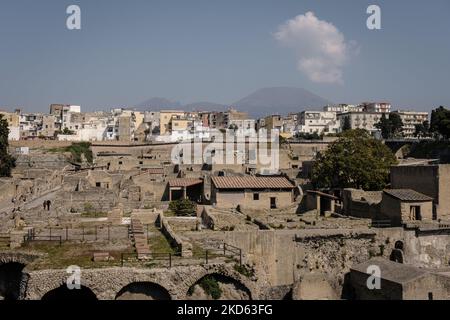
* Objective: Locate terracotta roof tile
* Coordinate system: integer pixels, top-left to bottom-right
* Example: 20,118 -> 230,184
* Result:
168,178 -> 203,187
211,176 -> 294,189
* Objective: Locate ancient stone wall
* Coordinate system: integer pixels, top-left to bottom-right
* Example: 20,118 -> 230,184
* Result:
23,264 -> 259,300
159,213 -> 193,257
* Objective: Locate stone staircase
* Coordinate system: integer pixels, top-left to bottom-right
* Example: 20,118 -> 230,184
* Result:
130,218 -> 151,259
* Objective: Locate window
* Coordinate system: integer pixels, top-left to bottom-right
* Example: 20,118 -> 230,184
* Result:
139,161 -> 143,165
253,193 -> 259,200
118,161 -> 123,165
95,182 -> 101,187
410,206 -> 422,220
270,197 -> 277,209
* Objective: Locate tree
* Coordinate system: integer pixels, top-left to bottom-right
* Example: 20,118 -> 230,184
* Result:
430,106 -> 450,139
375,113 -> 404,139
168,199 -> 196,216
389,113 -> 404,137
0,115 -> 16,177
375,113 -> 391,139
311,129 -> 397,190
342,116 -> 351,131
414,120 -> 430,138
295,132 -> 321,140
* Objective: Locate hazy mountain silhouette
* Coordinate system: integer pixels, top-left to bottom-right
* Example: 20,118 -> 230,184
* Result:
137,97 -> 182,109
136,87 -> 331,117
183,101 -> 228,111
233,87 -> 332,117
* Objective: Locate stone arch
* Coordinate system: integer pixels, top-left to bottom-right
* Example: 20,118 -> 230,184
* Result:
115,281 -> 172,300
0,252 -> 39,266
41,284 -> 98,300
186,273 -> 252,300
0,262 -> 26,300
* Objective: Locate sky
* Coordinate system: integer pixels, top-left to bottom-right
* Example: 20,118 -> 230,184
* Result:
0,0 -> 449,112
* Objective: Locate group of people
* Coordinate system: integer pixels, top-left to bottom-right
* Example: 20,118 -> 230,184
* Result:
43,200 -> 52,211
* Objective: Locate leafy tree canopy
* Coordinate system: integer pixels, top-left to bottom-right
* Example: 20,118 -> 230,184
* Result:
311,129 -> 397,190
0,114 -> 16,177
430,106 -> 450,139
168,199 -> 196,216
375,113 -> 404,139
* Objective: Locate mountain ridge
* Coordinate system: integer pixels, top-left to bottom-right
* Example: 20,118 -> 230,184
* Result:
136,87 -> 332,117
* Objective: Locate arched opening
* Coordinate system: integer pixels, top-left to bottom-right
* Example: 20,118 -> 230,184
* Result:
187,274 -> 252,300
115,282 -> 171,300
282,288 -> 293,300
390,240 -> 404,263
42,285 -> 98,300
0,262 -> 25,300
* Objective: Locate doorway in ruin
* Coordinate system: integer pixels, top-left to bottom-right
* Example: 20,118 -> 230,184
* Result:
41,285 -> 98,300
389,240 -> 405,263
115,282 -> 171,300
187,274 -> 252,300
0,262 -> 25,300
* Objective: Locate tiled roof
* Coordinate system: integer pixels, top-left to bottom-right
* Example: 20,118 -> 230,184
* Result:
211,176 -> 294,189
168,178 -> 203,187
383,189 -> 433,201
144,168 -> 164,174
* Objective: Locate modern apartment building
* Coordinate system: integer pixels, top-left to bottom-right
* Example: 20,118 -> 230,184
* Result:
297,111 -> 340,135
337,112 -> 384,134
392,110 -> 429,138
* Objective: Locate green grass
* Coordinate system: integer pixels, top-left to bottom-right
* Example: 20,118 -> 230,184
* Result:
147,225 -> 177,254
48,142 -> 93,163
22,241 -> 131,270
192,242 -> 219,259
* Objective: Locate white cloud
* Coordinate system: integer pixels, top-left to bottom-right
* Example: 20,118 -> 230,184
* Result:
274,12 -> 357,84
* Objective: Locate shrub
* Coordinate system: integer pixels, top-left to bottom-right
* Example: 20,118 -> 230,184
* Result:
168,199 -> 196,216
198,276 -> 222,300
234,264 -> 255,278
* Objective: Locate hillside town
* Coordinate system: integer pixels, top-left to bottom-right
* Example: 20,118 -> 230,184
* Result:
0,99 -> 449,301
0,102 -> 429,142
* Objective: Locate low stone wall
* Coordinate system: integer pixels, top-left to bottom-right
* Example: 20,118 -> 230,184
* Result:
165,217 -> 199,232
201,206 -> 216,230
159,212 -> 193,258
9,140 -> 73,149
55,190 -> 117,213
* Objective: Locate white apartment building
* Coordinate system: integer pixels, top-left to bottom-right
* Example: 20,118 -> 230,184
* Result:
19,113 -> 43,139
337,112 -> 384,134
297,111 -> 340,135
8,126 -> 20,141
361,102 -> 391,113
323,104 -> 364,113
392,110 -> 429,138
